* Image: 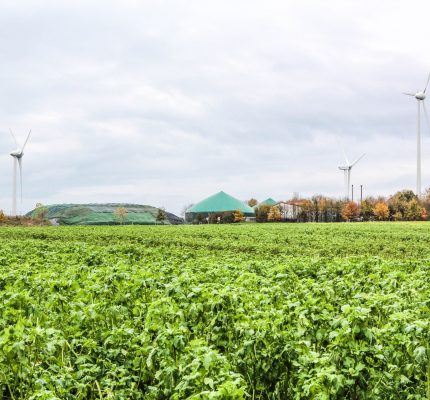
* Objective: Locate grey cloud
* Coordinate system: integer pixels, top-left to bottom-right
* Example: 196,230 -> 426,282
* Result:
0,0 -> 429,215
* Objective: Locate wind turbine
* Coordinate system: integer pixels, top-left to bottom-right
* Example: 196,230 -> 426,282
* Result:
9,129 -> 31,216
403,73 -> 430,197
338,151 -> 365,200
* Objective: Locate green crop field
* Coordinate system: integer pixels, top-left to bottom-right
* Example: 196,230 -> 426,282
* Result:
1,223 -> 429,399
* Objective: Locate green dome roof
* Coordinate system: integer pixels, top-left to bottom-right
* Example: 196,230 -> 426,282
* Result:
188,191 -> 255,216
260,198 -> 277,206
253,198 -> 277,209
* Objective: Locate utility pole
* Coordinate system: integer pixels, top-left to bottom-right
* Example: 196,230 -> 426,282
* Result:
351,184 -> 354,202
360,185 -> 363,204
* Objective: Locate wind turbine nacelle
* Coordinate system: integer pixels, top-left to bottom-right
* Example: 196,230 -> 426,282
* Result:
10,149 -> 23,157
415,92 -> 426,100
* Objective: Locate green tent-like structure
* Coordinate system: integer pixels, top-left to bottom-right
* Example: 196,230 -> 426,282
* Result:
259,198 -> 277,206
253,198 -> 277,210
187,191 -> 255,217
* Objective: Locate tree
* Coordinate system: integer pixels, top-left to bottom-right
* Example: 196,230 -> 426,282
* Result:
317,196 -> 329,222
296,199 -> 313,222
255,204 -> 270,222
393,211 -> 403,221
267,206 -> 281,222
388,190 -> 419,220
387,190 -> 425,221
156,207 -> 167,223
310,196 -> 321,222
195,213 -> 205,224
233,210 -> 245,223
372,202 -> 389,221
360,198 -> 376,221
397,190 -> 417,203
34,203 -> 49,221
422,187 -> 430,218
222,213 -> 235,223
114,207 -> 127,225
405,199 -> 422,221
422,207 -> 428,220
341,202 -> 360,222
247,198 -> 258,207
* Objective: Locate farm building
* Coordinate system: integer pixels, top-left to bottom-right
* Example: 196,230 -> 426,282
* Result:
249,198 -> 278,222
278,201 -> 301,221
186,191 -> 255,223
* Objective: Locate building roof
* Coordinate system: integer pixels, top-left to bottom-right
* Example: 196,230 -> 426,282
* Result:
259,198 -> 277,206
187,191 -> 255,216
253,198 -> 277,209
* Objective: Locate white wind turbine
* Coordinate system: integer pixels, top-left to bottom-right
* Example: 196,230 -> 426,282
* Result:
338,151 -> 365,200
403,72 -> 430,197
9,129 -> 31,216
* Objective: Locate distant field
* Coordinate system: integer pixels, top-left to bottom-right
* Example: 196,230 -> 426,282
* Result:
1,223 -> 429,399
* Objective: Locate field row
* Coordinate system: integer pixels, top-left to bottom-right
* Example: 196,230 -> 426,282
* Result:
0,223 -> 429,399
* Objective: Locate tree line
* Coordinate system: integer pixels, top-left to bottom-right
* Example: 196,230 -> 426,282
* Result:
250,189 -> 430,223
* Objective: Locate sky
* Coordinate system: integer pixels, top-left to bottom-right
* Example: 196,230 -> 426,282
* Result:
1,0 -> 430,216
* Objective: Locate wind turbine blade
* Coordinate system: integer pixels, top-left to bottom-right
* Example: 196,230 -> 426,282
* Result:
351,153 -> 366,167
422,101 -> 430,135
336,137 -> 350,164
424,72 -> 430,93
342,147 -> 350,165
18,157 -> 23,204
21,130 -> 31,152
402,92 -> 416,96
9,129 -> 18,147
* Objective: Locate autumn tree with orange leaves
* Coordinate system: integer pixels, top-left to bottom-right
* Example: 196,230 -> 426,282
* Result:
373,202 -> 389,221
341,202 -> 360,222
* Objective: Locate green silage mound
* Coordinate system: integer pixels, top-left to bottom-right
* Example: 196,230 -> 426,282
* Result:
26,203 -> 183,226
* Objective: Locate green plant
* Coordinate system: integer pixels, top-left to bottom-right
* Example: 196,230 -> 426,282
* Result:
0,223 -> 429,398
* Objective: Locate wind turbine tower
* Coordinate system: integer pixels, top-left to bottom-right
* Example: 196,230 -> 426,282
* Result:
9,130 -> 31,216
338,152 -> 365,200
403,73 -> 430,196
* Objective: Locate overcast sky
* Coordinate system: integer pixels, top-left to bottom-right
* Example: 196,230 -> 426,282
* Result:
1,0 -> 430,215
